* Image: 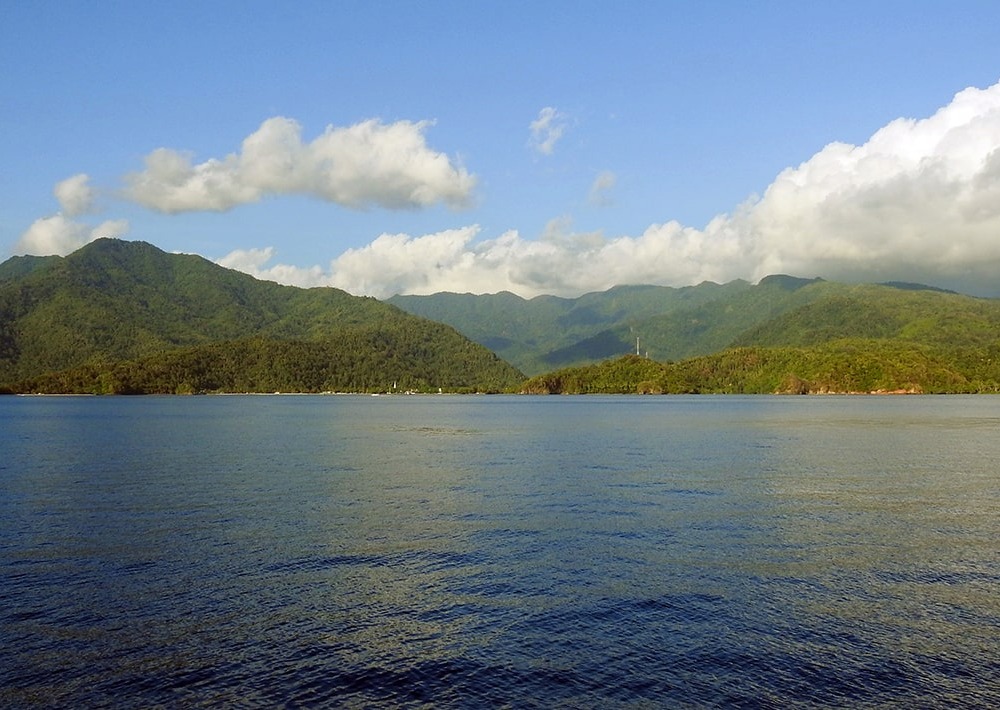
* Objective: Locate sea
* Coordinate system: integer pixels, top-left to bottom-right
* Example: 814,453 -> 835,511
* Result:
1,394 -> 998,708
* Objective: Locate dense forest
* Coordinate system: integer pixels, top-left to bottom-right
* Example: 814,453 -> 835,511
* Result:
522,342 -> 1000,395
391,275 -> 1000,377
11,330 -> 518,395
390,280 -> 753,374
0,239 -> 523,394
394,274 -> 1000,394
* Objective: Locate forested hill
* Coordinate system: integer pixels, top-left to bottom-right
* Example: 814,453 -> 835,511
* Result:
517,279 -> 1000,394
389,280 -> 752,374
0,239 -> 523,394
389,275 -> 1000,377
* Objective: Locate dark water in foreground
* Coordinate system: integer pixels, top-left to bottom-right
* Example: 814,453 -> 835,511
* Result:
1,395 -> 998,708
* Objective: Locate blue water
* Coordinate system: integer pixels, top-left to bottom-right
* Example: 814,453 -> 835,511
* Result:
1,395 -> 998,707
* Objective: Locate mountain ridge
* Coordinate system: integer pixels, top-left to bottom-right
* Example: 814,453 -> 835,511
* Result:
391,275 -> 996,375
0,239 -> 523,393
5,238 -> 999,394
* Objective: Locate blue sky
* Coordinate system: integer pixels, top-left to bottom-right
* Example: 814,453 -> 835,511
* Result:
4,1 -> 1000,297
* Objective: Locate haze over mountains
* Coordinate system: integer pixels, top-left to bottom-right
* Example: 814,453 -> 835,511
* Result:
2,238 -> 1000,394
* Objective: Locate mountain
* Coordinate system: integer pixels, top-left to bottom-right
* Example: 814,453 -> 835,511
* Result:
391,275 -> 1000,393
390,276 -> 1000,381
731,284 -> 1000,350
389,276 -> 837,374
519,280 -> 1000,394
389,280 -> 753,374
0,239 -> 523,394
538,276 -> 832,368
7,238 -> 998,395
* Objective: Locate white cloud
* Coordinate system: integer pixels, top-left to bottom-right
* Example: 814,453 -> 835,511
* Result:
15,215 -> 128,256
529,107 -> 567,156
739,81 -> 1000,289
330,227 -> 487,297
216,246 -> 328,288
54,173 -> 96,217
14,173 -> 129,256
587,170 -> 616,206
218,80 -> 1000,299
124,117 -> 476,213
91,219 -> 130,240
314,221 -> 739,298
356,80 -> 1000,297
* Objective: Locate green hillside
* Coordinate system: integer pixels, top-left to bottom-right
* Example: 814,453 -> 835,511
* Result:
13,328 -> 518,395
391,275 -> 1000,388
389,280 -> 752,374
0,239 -> 523,394
732,285 -> 1000,350
543,275 -> 832,366
6,238 -> 999,396
521,282 -> 1000,395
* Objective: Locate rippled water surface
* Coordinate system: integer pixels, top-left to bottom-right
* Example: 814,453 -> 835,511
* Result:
2,395 -> 999,707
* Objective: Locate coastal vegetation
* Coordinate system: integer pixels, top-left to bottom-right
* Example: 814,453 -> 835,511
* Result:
521,342 -> 1000,395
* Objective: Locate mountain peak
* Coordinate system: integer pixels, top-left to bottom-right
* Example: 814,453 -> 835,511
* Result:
757,275 -> 824,291
0,239 -> 525,391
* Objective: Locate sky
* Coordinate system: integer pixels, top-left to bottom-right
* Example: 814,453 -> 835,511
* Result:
4,1 -> 1000,298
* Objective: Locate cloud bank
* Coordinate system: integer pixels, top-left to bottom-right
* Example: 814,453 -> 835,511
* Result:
232,80 -> 1000,298
124,117 -> 476,213
744,82 -> 1000,287
217,246 -> 328,288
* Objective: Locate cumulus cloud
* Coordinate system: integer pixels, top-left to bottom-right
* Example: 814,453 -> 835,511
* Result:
13,173 -> 129,256
314,221 -> 734,298
216,246 -> 328,288
221,80 -> 1000,298
16,215 -> 128,256
403,81 -> 1000,297
124,117 -> 476,213
327,225 -> 615,298
54,173 -> 96,217
529,107 -> 568,156
737,81 -> 1000,289
587,170 -> 616,206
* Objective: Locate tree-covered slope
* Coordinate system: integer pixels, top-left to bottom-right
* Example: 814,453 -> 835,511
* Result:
543,276 -> 832,367
12,325 -> 519,395
389,280 -> 752,374
389,276 -> 847,373
523,341 -> 1000,395
392,276 -> 1000,379
521,279 -> 1000,395
0,239 -> 523,392
732,285 -> 1000,350
0,254 -> 60,282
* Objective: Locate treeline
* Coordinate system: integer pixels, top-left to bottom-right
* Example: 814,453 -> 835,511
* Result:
10,326 -> 523,395
522,340 -> 1000,395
